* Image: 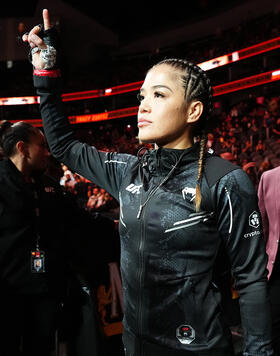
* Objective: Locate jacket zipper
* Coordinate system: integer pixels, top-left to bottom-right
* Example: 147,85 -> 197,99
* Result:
137,204 -> 146,356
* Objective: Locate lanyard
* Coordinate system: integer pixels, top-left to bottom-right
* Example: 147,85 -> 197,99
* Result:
30,178 -> 46,273
31,179 -> 41,250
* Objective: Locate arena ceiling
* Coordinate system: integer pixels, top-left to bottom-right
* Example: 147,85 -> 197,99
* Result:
1,0 -> 248,42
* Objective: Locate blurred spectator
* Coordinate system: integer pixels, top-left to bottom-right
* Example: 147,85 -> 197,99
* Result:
242,162 -> 259,189
87,186 -> 102,212
60,166 -> 75,187
255,139 -> 266,154
258,159 -> 273,180
258,166 -> 280,355
268,97 -> 280,118
73,174 -> 89,210
272,117 -> 280,141
248,118 -> 260,146
220,152 -> 237,165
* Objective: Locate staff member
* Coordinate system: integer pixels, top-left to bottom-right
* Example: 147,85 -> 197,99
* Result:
0,120 -> 71,356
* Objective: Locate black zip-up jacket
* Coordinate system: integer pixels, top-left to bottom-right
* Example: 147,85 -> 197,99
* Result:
0,158 -> 72,296
34,71 -> 273,355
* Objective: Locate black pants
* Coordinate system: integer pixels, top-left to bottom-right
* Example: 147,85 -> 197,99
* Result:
268,275 -> 280,356
0,294 -> 60,356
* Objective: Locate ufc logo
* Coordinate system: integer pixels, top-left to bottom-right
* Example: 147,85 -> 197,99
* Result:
126,184 -> 142,194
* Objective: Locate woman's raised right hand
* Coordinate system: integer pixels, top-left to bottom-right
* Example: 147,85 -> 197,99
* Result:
22,9 -> 55,70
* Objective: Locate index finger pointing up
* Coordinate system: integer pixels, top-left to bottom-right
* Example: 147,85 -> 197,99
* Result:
43,9 -> 51,30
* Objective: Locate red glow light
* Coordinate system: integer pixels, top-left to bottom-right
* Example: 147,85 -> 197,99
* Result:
213,69 -> 280,96
9,67 -> 280,127
198,36 -> 280,71
1,37 -> 280,106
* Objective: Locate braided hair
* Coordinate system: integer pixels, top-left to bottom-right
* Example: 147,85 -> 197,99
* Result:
152,59 -> 213,211
0,120 -> 38,158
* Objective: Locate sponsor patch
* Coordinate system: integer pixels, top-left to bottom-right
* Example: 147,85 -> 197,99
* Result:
176,324 -> 195,345
244,230 -> 261,238
182,187 -> 196,202
249,211 -> 260,229
45,187 -> 55,193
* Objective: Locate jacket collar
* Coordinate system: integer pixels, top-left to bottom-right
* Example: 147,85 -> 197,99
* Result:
0,158 -> 25,183
0,158 -> 34,197
142,142 -> 201,176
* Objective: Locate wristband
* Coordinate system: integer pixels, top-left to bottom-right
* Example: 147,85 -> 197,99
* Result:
33,69 -> 61,78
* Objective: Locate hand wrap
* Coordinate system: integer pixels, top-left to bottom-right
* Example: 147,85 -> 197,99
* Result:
29,25 -> 61,70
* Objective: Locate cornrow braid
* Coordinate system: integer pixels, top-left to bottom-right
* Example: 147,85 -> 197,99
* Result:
195,134 -> 208,212
153,58 -> 213,128
152,58 -> 213,211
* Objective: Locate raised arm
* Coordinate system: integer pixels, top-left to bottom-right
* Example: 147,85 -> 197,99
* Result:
22,9 -> 54,70
22,9 -> 135,200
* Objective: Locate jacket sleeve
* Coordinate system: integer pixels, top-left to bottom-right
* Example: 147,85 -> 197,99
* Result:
33,70 -> 135,200
257,174 -> 269,243
215,169 -> 273,355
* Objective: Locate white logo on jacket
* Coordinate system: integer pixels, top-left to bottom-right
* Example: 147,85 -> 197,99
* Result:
126,184 -> 142,195
182,187 -> 196,202
45,187 -> 55,193
249,211 -> 260,229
